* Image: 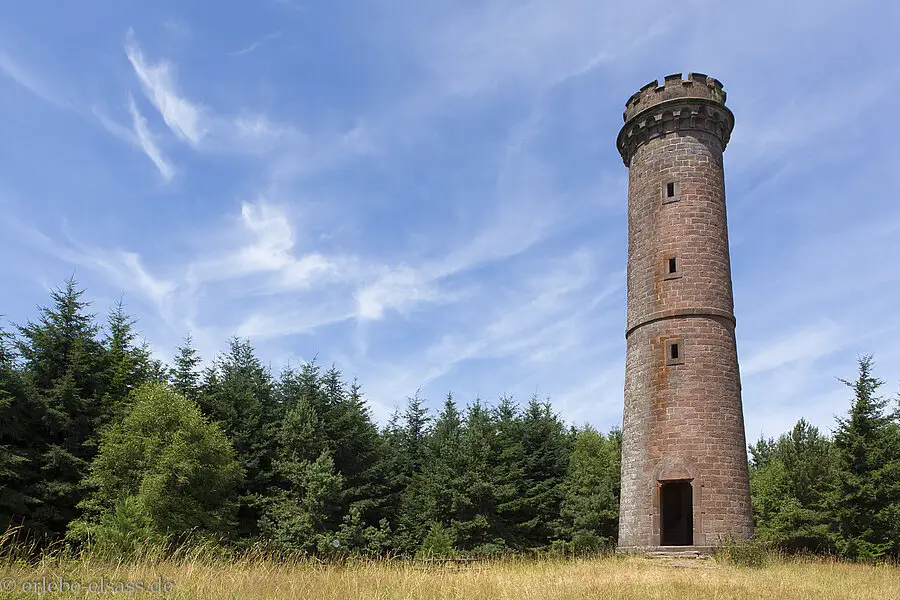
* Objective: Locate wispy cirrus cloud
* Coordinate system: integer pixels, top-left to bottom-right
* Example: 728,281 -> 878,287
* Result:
741,321 -> 843,378
126,95 -> 175,181
0,51 -> 71,109
12,222 -> 176,310
3,0 -> 900,440
125,29 -> 206,146
229,31 -> 282,57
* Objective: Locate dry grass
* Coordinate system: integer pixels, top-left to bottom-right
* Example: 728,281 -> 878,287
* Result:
1,552 -> 898,600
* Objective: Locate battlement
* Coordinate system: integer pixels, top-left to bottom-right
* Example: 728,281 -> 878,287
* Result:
624,73 -> 726,122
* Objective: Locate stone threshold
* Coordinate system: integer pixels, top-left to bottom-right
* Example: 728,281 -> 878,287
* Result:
617,546 -> 717,558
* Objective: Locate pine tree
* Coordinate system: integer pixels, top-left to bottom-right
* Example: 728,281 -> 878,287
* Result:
456,400 -> 501,551
517,396 -> 569,548
100,298 -> 152,428
15,277 -> 106,538
492,395 -> 527,548
169,333 -> 201,403
0,324 -> 37,533
558,426 -> 621,551
197,337 -> 279,538
827,356 -> 900,559
413,393 -> 466,547
749,419 -> 835,553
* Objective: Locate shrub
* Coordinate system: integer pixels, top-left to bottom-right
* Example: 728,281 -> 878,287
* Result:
416,523 -> 457,559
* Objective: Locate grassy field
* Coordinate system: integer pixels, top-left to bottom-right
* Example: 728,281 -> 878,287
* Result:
1,552 -> 898,600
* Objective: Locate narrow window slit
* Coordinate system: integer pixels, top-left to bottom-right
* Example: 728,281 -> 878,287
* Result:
666,339 -> 684,366
667,182 -> 675,197
664,255 -> 681,279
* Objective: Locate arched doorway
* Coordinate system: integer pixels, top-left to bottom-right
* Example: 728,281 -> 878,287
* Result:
660,480 -> 693,546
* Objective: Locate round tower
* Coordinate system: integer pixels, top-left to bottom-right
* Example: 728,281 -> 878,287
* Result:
616,73 -> 753,551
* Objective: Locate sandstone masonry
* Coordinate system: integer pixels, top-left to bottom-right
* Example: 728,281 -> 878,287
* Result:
616,73 -> 754,551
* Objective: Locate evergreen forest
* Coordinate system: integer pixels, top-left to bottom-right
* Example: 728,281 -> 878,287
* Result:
1,278 -> 898,561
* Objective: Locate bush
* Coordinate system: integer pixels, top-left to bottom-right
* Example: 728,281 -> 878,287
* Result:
416,523 -> 457,559
69,383 -> 243,545
69,497 -> 163,559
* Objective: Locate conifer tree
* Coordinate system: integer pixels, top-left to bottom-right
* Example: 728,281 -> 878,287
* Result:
456,400 -> 501,551
197,337 -> 279,538
415,394 -> 466,542
100,298 -> 152,428
169,333 -> 201,403
374,408 -> 411,550
491,395 -> 527,548
749,419 -> 835,553
259,363 -> 341,552
827,356 -> 900,559
15,277 -> 106,537
0,324 -> 37,533
558,426 -> 621,551
393,392 -> 434,552
317,369 -> 384,527
517,396 -> 569,548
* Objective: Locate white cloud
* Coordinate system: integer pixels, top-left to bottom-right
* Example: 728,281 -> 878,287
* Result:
229,31 -> 282,57
125,29 -> 206,146
126,95 -> 175,181
354,265 -> 447,321
235,305 -> 354,339
352,250 -> 620,416
233,114 -> 290,141
187,199 -> 343,291
0,51 -> 71,109
14,224 -> 176,310
740,321 -> 843,378
421,0 -> 661,95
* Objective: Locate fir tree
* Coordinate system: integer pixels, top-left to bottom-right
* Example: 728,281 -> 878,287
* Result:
749,419 -> 835,553
0,324 -> 37,533
492,395 -> 527,548
100,298 -> 152,428
198,337 -> 279,538
416,394 -> 466,538
456,400 -> 501,551
15,277 -> 106,538
169,333 -> 202,403
317,369 -> 384,527
558,426 -> 621,551
827,356 -> 900,559
517,396 -> 569,548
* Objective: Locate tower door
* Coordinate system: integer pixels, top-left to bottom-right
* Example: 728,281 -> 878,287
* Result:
660,481 -> 693,546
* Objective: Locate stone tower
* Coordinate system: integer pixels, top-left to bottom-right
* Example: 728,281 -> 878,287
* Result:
615,73 -> 753,551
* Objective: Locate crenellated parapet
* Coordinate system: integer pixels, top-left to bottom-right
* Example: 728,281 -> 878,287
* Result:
616,73 -> 733,166
623,73 -> 726,122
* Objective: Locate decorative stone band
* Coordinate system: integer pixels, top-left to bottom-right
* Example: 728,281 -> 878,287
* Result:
625,307 -> 736,339
616,98 -> 735,167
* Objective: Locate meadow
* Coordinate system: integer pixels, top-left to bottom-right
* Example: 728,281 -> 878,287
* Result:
1,551 -> 897,600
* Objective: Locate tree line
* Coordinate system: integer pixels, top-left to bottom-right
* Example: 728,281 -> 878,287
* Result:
0,278 -> 897,560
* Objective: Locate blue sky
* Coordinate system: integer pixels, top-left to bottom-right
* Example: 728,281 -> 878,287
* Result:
1,0 -> 898,440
